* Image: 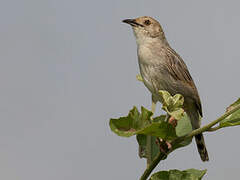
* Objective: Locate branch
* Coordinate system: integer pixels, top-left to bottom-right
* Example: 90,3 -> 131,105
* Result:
186,103 -> 240,138
140,152 -> 168,180
207,126 -> 221,132
139,103 -> 240,180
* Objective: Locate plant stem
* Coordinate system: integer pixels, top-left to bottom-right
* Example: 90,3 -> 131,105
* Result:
186,103 -> 240,138
207,126 -> 221,132
139,103 -> 240,180
140,152 -> 168,180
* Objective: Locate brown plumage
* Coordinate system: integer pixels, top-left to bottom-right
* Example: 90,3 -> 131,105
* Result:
123,16 -> 209,161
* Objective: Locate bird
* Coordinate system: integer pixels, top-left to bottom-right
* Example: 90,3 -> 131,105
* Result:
122,16 -> 209,161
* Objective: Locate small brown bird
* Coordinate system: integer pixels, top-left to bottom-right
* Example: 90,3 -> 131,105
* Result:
123,16 -> 209,161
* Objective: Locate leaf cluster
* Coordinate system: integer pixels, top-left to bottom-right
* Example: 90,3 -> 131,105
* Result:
109,91 -> 240,180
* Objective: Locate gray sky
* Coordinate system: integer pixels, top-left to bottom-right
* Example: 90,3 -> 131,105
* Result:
0,0 -> 239,179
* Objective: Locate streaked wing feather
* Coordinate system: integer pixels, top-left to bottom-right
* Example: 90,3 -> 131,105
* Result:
164,47 -> 202,116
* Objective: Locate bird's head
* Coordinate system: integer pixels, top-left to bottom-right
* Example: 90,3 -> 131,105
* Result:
122,16 -> 166,45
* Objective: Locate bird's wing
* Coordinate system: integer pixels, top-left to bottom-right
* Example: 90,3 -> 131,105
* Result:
163,47 -> 202,116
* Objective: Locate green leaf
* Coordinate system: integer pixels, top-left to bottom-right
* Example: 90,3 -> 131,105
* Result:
136,74 -> 143,82
137,134 -> 147,158
171,137 -> 192,151
220,118 -> 240,128
137,134 -> 160,160
159,90 -> 185,120
220,98 -> 240,128
137,122 -> 177,140
153,115 -> 166,123
110,101 -> 194,162
167,113 -> 193,151
150,169 -> 207,180
109,106 -> 152,137
137,115 -> 167,160
176,113 -> 192,137
110,107 -> 177,140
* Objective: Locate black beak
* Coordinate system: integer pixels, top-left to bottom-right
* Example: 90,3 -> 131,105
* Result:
122,19 -> 144,27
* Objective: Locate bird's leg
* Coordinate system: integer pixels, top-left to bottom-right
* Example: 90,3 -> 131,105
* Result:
155,138 -> 171,154
151,95 -> 157,120
151,101 -> 156,116
151,95 -> 173,151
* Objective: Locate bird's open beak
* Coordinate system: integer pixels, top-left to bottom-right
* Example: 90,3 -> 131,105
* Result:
122,19 -> 144,27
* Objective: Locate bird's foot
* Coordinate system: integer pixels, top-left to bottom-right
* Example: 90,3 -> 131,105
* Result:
165,141 -> 172,149
168,116 -> 178,127
155,138 -> 172,154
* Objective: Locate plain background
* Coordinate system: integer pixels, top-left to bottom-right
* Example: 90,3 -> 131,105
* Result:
0,0 -> 239,179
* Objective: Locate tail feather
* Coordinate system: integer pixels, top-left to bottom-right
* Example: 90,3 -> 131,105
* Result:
186,106 -> 209,162
195,134 -> 209,161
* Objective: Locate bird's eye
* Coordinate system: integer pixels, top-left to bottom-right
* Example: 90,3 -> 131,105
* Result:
144,20 -> 151,26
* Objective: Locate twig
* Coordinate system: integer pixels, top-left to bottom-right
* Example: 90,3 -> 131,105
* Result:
207,126 -> 221,132
186,103 -> 240,138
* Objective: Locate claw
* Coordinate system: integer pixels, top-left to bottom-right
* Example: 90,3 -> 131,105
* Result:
156,138 -> 172,154
166,141 -> 172,149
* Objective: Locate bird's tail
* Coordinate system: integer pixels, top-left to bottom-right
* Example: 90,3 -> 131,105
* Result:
186,109 -> 209,162
195,133 -> 209,161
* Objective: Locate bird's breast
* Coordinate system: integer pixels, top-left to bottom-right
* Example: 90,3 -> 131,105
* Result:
137,45 -> 155,65
137,45 -> 175,98
138,61 -> 168,96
